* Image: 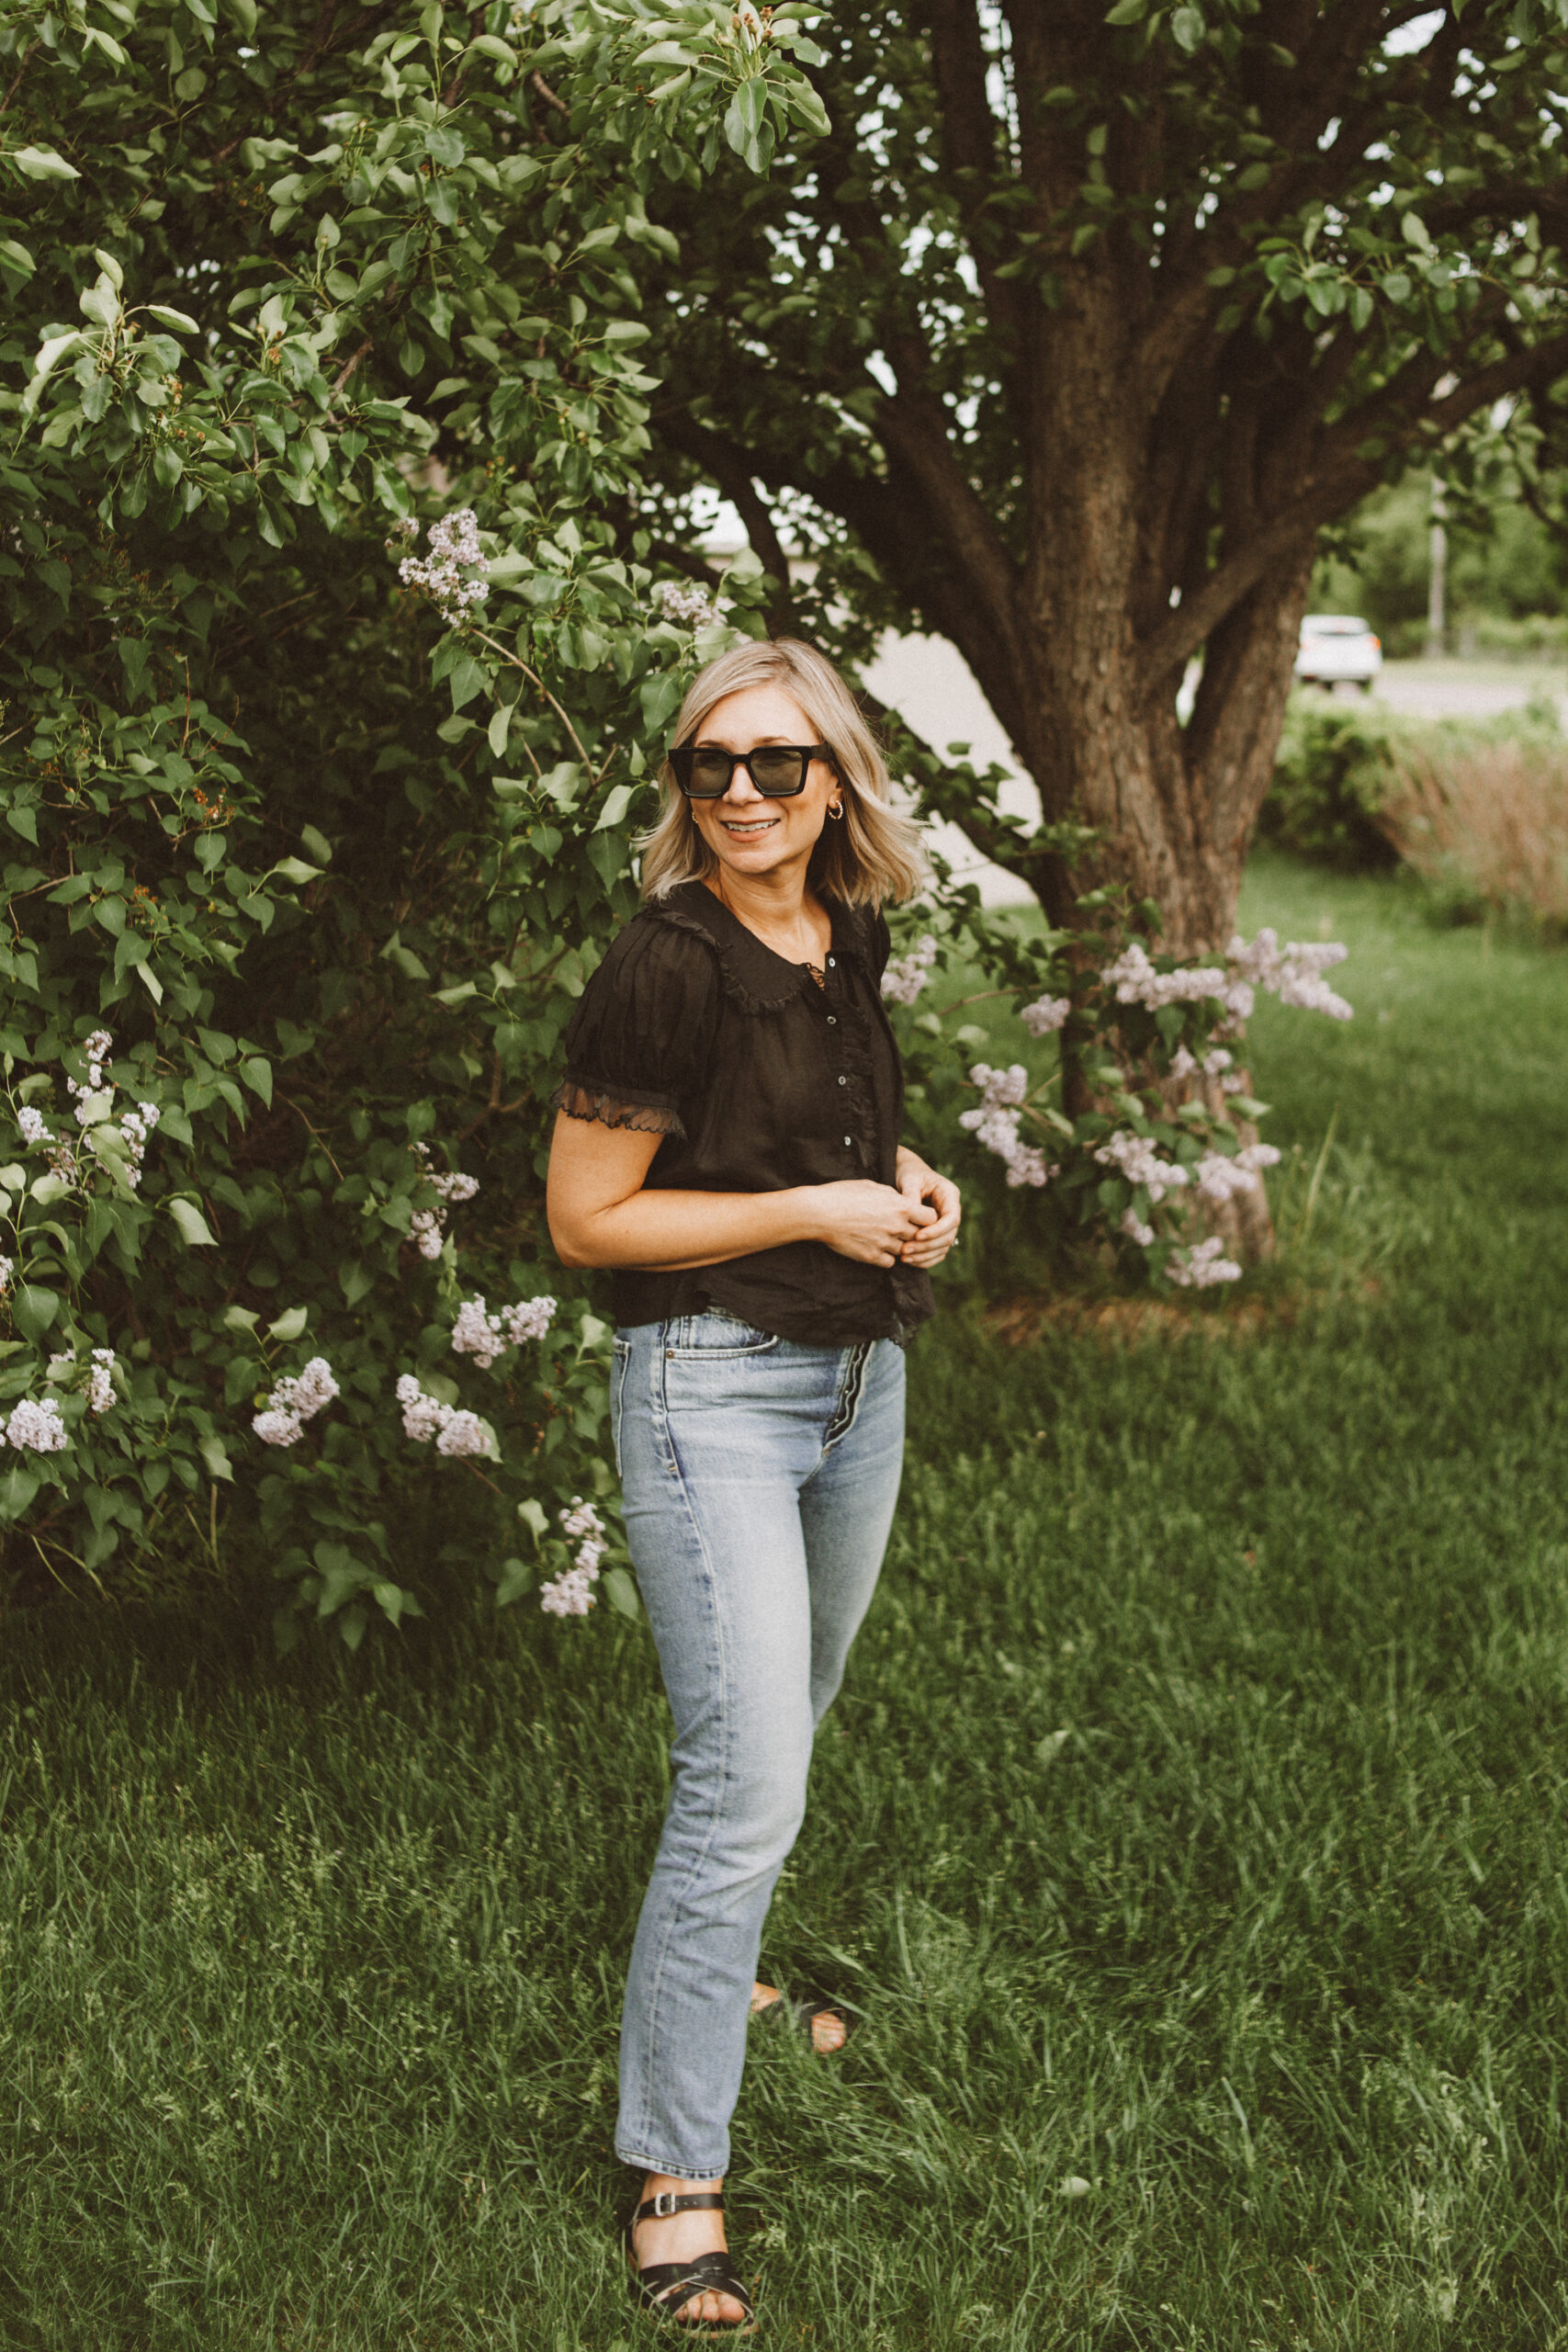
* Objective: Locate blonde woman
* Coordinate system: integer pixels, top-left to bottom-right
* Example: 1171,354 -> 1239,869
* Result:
547,639 -> 960,2331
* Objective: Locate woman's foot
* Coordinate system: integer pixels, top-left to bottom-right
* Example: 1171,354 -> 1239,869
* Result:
629,2174 -> 750,2329
750,1979 -> 848,2053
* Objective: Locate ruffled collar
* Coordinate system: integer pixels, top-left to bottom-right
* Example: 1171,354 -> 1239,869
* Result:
649,881 -> 874,1016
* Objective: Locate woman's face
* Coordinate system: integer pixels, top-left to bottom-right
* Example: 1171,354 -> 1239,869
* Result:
681,682 -> 840,886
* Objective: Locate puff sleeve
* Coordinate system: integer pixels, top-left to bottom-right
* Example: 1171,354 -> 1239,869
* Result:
548,915 -> 720,1138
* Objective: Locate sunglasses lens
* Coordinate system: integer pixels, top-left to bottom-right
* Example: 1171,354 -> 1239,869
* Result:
750,750 -> 807,795
685,752 -> 733,797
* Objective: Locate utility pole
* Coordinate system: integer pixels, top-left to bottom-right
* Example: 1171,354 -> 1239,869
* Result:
1426,476 -> 1448,659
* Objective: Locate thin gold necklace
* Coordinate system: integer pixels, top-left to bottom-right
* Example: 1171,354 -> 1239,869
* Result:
716,870 -> 826,973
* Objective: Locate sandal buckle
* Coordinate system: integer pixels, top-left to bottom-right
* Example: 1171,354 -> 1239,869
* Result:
650,2190 -> 680,2218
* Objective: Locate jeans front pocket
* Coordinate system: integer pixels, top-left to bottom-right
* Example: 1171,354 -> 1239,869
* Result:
662,1311 -> 779,1361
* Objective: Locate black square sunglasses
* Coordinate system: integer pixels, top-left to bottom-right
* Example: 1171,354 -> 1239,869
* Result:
669,742 -> 835,799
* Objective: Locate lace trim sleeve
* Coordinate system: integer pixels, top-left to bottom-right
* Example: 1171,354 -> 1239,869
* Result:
547,1079 -> 686,1137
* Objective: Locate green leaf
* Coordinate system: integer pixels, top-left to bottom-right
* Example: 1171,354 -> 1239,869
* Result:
1170,5 -> 1204,50
134,961 -> 164,1006
517,1497 -> 549,1542
604,1566 -> 640,1620
10,145 -> 81,181
0,1467 -> 40,1521
272,856 -> 322,885
1104,0 -> 1149,19
14,1285 -> 60,1341
223,1305 -> 261,1333
300,824 -> 333,865
198,1435 -> 234,1483
267,1304 -> 309,1341
593,782 -> 636,831
167,1197 -> 218,1248
145,305 -> 199,333
495,1555 -> 534,1606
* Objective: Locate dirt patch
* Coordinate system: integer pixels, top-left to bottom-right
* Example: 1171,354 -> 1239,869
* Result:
985,1280 -> 1382,1348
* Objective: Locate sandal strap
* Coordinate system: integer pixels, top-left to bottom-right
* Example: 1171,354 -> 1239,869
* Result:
630,2250 -> 754,2324
635,2189 -> 726,2223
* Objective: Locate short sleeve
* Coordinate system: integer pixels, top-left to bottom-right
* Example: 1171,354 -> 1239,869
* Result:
548,916 -> 720,1137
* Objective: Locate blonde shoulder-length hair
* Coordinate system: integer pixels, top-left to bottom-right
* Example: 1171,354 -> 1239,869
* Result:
637,638 -> 928,910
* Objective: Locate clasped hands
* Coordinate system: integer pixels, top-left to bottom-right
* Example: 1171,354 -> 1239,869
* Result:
808,1149 -> 961,1270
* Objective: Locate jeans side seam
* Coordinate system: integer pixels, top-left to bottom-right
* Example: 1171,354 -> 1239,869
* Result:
628,1342 -> 733,2167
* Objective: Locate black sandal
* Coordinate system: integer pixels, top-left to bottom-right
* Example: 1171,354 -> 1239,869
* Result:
752,1984 -> 855,2049
624,2188 -> 756,2334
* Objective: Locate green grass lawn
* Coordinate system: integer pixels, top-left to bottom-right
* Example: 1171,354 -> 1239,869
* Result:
6,849 -> 1568,2349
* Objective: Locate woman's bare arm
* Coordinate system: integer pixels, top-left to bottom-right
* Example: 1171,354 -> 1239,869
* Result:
546,1113 -> 933,1272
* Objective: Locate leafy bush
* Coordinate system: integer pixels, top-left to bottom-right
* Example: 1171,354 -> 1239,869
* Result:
0,0 -> 825,1637
1256,700 -> 1402,872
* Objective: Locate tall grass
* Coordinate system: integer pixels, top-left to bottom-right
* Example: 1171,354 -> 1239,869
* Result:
1378,729 -> 1568,931
5,848 -> 1568,2348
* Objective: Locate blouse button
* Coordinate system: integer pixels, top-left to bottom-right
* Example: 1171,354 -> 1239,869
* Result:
827,1015 -> 836,1025
843,1135 -> 852,1148
827,956 -> 835,967
837,1074 -> 847,1086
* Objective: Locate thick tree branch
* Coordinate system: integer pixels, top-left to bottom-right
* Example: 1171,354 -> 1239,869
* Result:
1140,324 -> 1568,690
874,370 -> 1021,663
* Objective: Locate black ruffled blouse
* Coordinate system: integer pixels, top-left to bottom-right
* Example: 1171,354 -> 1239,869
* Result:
549,880 -> 934,1346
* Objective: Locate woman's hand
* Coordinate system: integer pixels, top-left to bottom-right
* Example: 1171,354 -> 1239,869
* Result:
894,1148 -> 962,1268
805,1179 -> 936,1267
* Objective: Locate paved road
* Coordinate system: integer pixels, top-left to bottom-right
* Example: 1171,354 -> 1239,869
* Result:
1339,658 -> 1566,724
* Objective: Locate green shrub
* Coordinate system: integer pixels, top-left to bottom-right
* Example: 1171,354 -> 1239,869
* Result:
1256,700 -> 1402,871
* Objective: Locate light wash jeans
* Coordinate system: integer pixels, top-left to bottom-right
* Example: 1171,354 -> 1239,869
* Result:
611,1309 -> 907,2180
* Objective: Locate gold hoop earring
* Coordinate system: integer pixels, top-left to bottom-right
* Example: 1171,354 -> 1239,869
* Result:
827,799 -> 845,821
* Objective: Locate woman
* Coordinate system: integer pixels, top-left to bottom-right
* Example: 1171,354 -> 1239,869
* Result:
546,639 -> 961,2331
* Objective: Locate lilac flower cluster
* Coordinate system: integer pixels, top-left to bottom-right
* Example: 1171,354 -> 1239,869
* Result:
654,580 -> 716,628
0,1256 -> 10,1294
5,1396 -> 67,1453
1168,1043 -> 1243,1091
450,1293 -> 558,1369
114,1102 -> 161,1188
1101,941 -> 1230,1010
397,508 -> 488,624
253,1356 -> 340,1448
411,1142 -> 479,1260
1193,1143 -> 1282,1205
958,1065 -> 1056,1189
1227,928 -> 1352,1021
1094,1129 -> 1189,1204
881,934 -> 938,1007
540,1495 -> 608,1616
48,1345 -> 118,1414
394,1374 -> 494,1458
1167,1236 -> 1244,1288
1101,930 -> 1352,1027
1021,994 -> 1071,1037
68,1030 -> 113,1110
17,1033 -> 161,1188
